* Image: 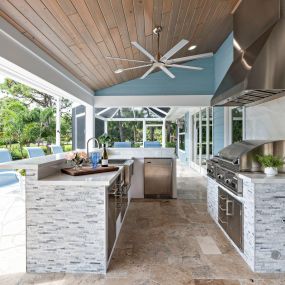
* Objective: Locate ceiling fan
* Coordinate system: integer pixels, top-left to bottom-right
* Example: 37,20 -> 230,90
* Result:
106,26 -> 213,79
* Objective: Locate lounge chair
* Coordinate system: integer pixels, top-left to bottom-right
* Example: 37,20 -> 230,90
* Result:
26,147 -> 45,158
144,141 -> 162,148
0,148 -> 19,187
50,145 -> 64,154
113,142 -> 132,148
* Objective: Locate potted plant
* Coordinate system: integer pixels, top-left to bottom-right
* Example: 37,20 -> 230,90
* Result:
256,154 -> 284,177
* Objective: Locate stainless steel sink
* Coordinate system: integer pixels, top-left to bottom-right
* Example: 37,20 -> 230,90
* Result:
108,159 -> 128,165
108,159 -> 134,187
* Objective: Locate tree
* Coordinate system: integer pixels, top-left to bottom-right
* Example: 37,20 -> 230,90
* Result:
0,78 -> 72,112
0,98 -> 29,157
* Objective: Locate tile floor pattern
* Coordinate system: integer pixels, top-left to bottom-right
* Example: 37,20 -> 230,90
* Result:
1,162 -> 285,284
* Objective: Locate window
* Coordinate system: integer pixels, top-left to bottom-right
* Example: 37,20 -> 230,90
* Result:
231,107 -> 243,143
178,118 -> 185,151
192,107 -> 213,166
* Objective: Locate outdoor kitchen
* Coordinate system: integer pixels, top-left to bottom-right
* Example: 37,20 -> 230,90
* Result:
207,141 -> 285,272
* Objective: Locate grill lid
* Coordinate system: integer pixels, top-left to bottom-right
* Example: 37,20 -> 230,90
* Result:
217,140 -> 272,163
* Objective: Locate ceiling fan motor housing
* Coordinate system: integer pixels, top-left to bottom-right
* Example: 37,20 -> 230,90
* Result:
153,26 -> 162,35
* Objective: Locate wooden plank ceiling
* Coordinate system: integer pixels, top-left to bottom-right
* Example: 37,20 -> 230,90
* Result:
0,0 -> 239,91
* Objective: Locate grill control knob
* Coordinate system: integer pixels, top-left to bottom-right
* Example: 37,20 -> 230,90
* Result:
225,179 -> 232,184
217,174 -> 223,179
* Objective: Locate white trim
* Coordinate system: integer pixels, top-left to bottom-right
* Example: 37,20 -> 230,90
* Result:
97,107 -> 112,116
224,107 -> 230,146
152,107 -> 168,116
94,95 -> 213,107
199,109 -> 202,166
0,17 -> 94,105
56,97 -> 61,145
162,120 -> 166,148
75,113 -> 86,118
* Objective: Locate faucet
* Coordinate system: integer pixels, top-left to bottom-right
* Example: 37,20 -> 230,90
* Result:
86,137 -> 100,162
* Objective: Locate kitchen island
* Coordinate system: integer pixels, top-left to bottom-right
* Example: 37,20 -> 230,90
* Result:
0,148 -> 176,273
208,173 -> 285,273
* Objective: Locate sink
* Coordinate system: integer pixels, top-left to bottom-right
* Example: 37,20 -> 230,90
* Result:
108,159 -> 128,165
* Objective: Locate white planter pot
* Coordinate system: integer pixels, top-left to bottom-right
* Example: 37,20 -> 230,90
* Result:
264,167 -> 278,177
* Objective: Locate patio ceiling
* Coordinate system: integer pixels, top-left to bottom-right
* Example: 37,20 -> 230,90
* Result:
0,0 -> 238,91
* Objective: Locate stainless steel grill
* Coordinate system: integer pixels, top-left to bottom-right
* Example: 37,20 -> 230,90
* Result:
207,140 -> 285,196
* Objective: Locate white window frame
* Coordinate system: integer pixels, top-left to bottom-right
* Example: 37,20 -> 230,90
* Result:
192,107 -> 213,167
228,106 -> 245,144
178,117 -> 186,153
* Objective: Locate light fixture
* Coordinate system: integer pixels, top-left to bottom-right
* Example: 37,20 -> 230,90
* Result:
188,45 -> 197,51
114,69 -> 123,74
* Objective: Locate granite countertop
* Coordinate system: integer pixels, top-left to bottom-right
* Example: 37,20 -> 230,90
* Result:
38,166 -> 123,186
238,172 -> 285,183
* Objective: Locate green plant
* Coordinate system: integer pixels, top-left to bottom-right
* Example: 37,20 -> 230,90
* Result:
98,133 -> 112,146
256,154 -> 284,168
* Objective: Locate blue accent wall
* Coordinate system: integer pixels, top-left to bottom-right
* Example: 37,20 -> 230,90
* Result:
213,33 -> 233,154
95,58 -> 214,96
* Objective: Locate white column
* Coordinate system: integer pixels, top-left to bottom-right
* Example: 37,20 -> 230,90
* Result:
199,108 -> 202,167
206,107 -> 210,160
56,97 -> 61,145
104,120 -> 108,134
143,119 -> 146,147
188,109 -> 193,166
162,120 -> 166,148
85,104 -> 95,147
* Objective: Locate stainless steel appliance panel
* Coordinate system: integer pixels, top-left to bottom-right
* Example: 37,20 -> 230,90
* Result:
218,187 -> 243,251
227,195 -> 243,250
108,180 -> 118,258
144,158 -> 173,198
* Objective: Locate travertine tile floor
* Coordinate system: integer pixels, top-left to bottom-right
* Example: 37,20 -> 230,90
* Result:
1,163 -> 285,284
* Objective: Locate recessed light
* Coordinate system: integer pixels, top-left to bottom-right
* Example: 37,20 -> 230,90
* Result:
188,45 -> 197,51
114,69 -> 123,74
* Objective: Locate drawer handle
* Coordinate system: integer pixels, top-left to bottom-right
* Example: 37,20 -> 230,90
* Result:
219,217 -> 227,224
219,205 -> 226,211
226,200 -> 234,216
219,195 -> 227,200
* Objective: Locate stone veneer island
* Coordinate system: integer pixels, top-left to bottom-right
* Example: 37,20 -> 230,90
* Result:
207,173 -> 285,273
0,148 -> 176,273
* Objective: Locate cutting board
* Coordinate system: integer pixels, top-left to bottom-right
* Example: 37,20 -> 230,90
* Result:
61,166 -> 119,176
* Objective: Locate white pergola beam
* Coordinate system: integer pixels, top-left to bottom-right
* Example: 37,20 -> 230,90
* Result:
56,97 -> 61,145
162,119 -> 166,147
152,107 -> 168,116
97,107 -> 111,116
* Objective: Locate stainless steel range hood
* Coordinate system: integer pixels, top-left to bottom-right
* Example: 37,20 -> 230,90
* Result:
211,0 -> 285,107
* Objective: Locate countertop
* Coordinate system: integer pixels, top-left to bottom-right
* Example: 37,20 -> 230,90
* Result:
238,172 -> 285,183
0,148 -> 176,170
0,153 -> 67,169
38,166 -> 124,186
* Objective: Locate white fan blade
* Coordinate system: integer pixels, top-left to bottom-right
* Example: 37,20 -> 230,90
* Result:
131,42 -> 156,62
166,52 -> 213,64
106,56 -> 151,63
166,64 -> 203,71
141,65 -> 156,79
114,64 -> 152,74
160,39 -> 189,62
159,66 -> 175,79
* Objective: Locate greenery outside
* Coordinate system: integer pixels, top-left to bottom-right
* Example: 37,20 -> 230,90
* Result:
0,79 -> 72,159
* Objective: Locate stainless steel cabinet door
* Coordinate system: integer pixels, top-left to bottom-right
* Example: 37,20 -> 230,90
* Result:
227,196 -> 243,250
144,158 -> 173,197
